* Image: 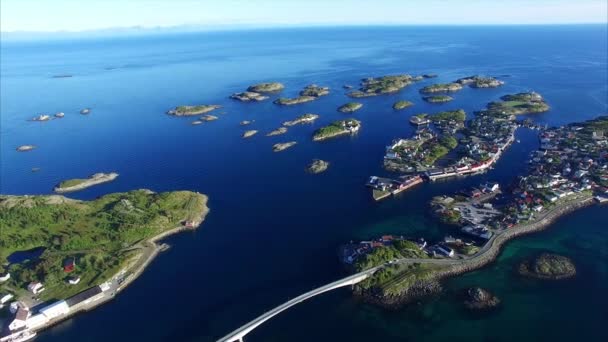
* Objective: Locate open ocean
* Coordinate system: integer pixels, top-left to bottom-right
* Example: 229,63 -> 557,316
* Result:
1,25 -> 607,342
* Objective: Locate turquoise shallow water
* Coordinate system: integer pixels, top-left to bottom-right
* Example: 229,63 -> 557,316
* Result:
1,25 -> 607,342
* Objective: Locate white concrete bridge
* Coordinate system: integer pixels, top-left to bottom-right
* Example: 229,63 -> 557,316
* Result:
217,266 -> 381,342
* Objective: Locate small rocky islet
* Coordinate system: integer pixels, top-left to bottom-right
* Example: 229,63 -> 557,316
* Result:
242,130 -> 258,138
347,74 -> 426,98
167,105 -> 221,116
338,102 -> 363,113
420,83 -> 463,94
282,113 -> 319,126
16,145 -> 36,152
272,141 -> 297,152
456,75 -> 504,88
462,287 -> 501,310
306,159 -> 329,174
393,100 -> 414,110
267,127 -> 288,136
424,95 -> 453,103
518,253 -> 577,280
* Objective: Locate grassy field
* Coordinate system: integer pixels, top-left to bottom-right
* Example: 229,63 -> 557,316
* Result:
0,190 -> 208,301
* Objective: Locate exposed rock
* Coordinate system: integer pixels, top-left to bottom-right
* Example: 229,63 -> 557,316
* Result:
80,108 -> 91,115
230,91 -> 269,102
299,84 -> 330,97
283,113 -> 319,126
191,120 -> 203,125
272,141 -> 297,152
274,96 -> 316,106
201,115 -> 218,122
306,159 -> 329,174
30,114 -> 51,122
16,145 -> 36,152
518,253 -> 576,280
247,82 -> 285,93
242,130 -> 258,138
240,120 -> 254,126
267,127 -> 288,136
54,112 -> 65,118
463,287 -> 501,310
167,105 -> 221,116
424,95 -> 453,103
456,75 -> 504,88
420,83 -> 463,94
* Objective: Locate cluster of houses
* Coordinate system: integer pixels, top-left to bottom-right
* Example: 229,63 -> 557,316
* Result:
1,284 -> 110,341
509,121 -> 608,214
340,235 -> 427,264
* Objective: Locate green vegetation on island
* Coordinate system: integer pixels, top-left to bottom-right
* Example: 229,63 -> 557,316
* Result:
424,95 -> 453,103
247,82 -> 285,93
393,100 -> 414,110
518,253 -> 576,280
54,173 -> 119,193
456,75 -> 504,88
347,74 -> 424,98
299,84 -> 330,97
282,113 -> 319,126
479,92 -> 550,118
274,96 -> 316,106
420,83 -> 463,94
338,102 -> 363,113
167,105 -> 221,116
230,91 -> 269,102
313,119 -> 361,141
0,190 -> 208,301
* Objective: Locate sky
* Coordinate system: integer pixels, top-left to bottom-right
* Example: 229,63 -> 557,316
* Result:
1,0 -> 607,33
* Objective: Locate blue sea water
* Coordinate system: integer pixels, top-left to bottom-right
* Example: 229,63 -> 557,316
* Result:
1,25 -> 607,342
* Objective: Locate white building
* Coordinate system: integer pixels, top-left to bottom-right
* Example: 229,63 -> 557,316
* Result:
27,282 -> 45,295
9,307 -> 30,331
26,314 -> 49,330
1,293 -> 14,305
39,300 -> 70,320
0,272 -> 10,282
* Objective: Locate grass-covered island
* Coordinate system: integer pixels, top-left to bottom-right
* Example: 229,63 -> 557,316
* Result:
338,102 -> 363,113
0,190 -> 208,310
480,91 -> 550,117
54,173 -> 119,193
456,75 -> 504,88
518,253 -> 576,280
299,84 -> 330,97
282,113 -> 319,126
393,100 -> 414,110
313,119 -> 361,141
247,82 -> 285,93
424,95 -> 453,103
347,74 -> 425,98
230,91 -> 269,102
274,96 -> 316,106
167,105 -> 221,116
420,83 -> 463,94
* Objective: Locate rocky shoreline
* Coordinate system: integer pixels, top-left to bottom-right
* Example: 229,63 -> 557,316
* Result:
355,196 -> 595,307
